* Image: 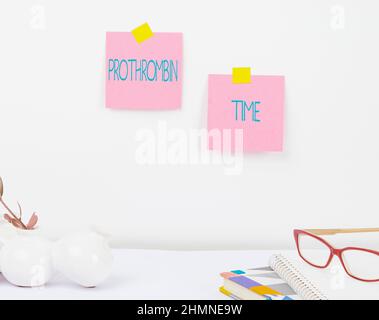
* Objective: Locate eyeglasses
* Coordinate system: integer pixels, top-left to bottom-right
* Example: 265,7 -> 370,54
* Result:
294,228 -> 379,282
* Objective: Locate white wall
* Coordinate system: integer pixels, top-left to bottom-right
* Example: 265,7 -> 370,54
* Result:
0,0 -> 378,249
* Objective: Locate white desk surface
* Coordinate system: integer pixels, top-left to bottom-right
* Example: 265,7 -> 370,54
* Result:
0,249 -> 291,300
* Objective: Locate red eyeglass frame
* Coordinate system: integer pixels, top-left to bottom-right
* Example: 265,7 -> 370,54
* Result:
294,229 -> 379,282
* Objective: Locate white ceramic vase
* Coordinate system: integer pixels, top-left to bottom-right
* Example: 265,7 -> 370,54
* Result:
52,231 -> 113,287
0,234 -> 53,287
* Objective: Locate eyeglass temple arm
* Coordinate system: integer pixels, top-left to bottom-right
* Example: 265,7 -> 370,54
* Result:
305,228 -> 379,235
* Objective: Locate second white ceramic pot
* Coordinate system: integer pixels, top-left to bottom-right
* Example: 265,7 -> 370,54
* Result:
52,231 -> 113,288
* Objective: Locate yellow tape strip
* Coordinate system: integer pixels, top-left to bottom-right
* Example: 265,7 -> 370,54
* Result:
232,67 -> 251,84
132,23 -> 154,44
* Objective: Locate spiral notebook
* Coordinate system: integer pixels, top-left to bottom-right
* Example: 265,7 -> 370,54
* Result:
270,252 -> 379,300
220,266 -> 299,300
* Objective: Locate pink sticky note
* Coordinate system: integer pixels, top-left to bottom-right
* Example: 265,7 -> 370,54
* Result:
208,75 -> 285,153
106,32 -> 183,109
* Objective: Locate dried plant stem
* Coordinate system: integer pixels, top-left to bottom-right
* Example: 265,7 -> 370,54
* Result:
0,196 -> 27,229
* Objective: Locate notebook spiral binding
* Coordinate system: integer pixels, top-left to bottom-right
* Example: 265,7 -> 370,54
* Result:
270,254 -> 328,300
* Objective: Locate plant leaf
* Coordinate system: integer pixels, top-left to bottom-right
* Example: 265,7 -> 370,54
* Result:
27,213 -> 38,229
0,177 -> 3,197
17,202 -> 22,219
11,218 -> 24,229
3,214 -> 12,223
